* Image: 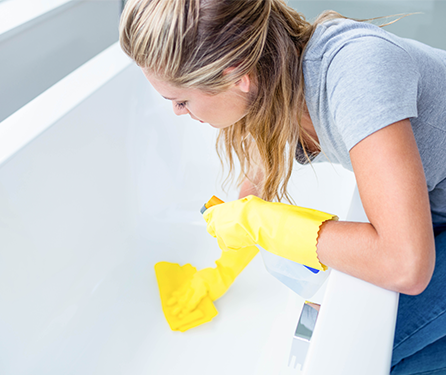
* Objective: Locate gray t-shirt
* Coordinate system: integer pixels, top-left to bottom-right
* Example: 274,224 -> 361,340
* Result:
301,19 -> 446,225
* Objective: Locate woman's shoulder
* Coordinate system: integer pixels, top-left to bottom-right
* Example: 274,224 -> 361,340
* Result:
305,18 -> 403,62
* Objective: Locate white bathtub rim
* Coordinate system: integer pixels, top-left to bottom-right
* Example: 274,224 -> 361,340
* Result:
0,0 -> 78,41
0,42 -> 133,168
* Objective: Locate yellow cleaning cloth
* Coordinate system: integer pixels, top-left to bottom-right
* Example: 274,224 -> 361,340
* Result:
154,262 -> 218,332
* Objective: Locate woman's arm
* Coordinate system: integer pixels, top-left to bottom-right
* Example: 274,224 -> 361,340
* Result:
316,119 -> 435,295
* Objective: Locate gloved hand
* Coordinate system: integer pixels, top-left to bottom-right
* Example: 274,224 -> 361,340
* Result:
155,262 -> 217,332
168,244 -> 259,317
202,195 -> 338,271
155,244 -> 258,331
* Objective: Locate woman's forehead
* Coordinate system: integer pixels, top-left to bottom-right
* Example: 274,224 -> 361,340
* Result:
142,69 -> 204,99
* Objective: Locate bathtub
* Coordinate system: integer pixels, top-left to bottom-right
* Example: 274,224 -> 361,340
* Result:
0,42 -> 397,374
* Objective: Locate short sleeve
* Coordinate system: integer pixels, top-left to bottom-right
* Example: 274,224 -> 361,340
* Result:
326,36 -> 420,151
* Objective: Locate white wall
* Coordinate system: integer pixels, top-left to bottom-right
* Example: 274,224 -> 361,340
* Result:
289,0 -> 446,50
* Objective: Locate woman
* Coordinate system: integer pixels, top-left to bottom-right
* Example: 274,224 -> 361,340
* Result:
120,0 -> 446,373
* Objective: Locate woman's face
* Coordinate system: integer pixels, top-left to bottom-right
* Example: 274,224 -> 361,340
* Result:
142,69 -> 253,129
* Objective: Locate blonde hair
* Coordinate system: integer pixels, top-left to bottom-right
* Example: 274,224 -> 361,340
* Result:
120,0 -> 404,202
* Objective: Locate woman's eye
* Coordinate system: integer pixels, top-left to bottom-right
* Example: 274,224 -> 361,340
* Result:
175,101 -> 187,109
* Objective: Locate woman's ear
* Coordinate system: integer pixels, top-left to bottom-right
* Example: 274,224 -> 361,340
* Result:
223,67 -> 252,94
236,74 -> 251,93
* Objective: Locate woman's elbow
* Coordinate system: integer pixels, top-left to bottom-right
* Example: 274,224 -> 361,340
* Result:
395,245 -> 435,296
399,273 -> 432,295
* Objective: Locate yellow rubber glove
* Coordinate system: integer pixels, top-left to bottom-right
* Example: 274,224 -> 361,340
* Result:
155,245 -> 258,332
202,195 -> 338,271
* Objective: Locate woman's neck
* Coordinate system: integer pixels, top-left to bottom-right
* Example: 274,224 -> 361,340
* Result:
300,106 -> 320,154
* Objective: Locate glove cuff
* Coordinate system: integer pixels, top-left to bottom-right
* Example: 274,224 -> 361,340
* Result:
247,199 -> 338,271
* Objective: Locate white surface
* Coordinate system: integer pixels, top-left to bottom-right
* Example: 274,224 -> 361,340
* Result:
0,0 -> 120,122
303,187 -> 399,375
0,0 -> 72,36
0,43 -> 132,166
0,42 -> 357,374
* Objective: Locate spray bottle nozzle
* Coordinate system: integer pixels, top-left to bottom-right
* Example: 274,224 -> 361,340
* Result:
200,195 -> 224,214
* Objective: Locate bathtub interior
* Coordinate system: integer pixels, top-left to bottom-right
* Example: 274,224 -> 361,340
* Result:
0,45 -> 356,374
